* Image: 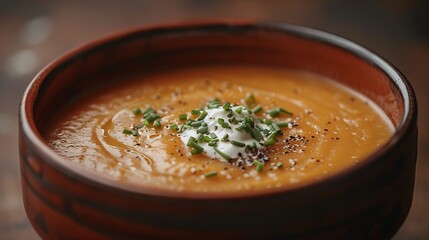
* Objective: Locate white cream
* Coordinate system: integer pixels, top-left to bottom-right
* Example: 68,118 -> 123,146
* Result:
179,106 -> 268,162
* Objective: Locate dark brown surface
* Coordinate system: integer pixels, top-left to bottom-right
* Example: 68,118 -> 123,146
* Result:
1,1 -> 428,239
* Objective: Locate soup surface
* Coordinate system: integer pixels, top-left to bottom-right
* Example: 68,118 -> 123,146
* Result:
45,65 -> 393,193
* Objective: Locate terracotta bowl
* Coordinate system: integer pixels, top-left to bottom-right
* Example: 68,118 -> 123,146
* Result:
19,21 -> 418,239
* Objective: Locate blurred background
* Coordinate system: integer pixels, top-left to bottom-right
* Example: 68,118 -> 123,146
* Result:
0,0 -> 428,239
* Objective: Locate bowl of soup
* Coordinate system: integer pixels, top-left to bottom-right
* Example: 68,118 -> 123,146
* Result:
19,20 -> 418,239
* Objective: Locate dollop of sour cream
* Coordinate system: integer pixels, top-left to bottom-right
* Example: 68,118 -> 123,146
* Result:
179,105 -> 269,162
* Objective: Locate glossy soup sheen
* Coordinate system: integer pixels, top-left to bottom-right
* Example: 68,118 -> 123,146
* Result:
45,65 -> 394,193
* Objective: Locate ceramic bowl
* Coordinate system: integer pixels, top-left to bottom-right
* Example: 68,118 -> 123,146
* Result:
19,21 -> 418,240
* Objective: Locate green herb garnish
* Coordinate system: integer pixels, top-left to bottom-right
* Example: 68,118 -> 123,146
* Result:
204,171 -> 218,178
264,132 -> 279,146
153,119 -> 161,128
122,129 -> 133,135
221,134 -> 229,142
142,119 -> 149,126
170,124 -> 179,131
179,113 -> 187,121
223,102 -> 231,111
277,122 -> 290,128
133,108 -> 142,115
235,107 -> 243,114
254,160 -> 264,172
214,147 -> 231,162
191,109 -> 200,115
252,105 -> 262,114
131,129 -> 139,136
190,121 -> 202,128
196,126 -> 208,134
245,92 -> 255,106
203,136 -> 212,142
270,122 -> 281,133
268,107 -> 293,117
231,140 -> 246,147
187,139 -> 204,154
198,111 -> 208,120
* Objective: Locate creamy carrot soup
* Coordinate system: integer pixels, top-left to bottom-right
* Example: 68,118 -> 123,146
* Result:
45,65 -> 393,192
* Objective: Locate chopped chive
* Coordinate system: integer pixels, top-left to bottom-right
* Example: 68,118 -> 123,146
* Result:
204,171 -> 218,178
188,140 -> 204,154
133,108 -> 142,115
255,124 -> 264,132
142,119 -> 149,126
245,92 -> 255,105
191,109 -> 200,115
254,160 -> 264,172
122,129 -> 133,135
207,104 -> 219,109
145,112 -> 160,122
266,131 -> 279,145
197,111 -> 208,120
264,119 -> 273,125
268,107 -> 293,117
214,147 -> 231,162
262,129 -> 271,136
190,121 -> 202,128
227,112 -> 233,118
203,136 -> 212,142
196,126 -> 208,134
217,118 -> 225,125
207,99 -> 221,109
188,136 -> 197,145
252,105 -> 263,114
276,162 -> 283,168
221,134 -> 229,142
131,129 -> 139,136
170,124 -> 179,131
228,117 -> 238,124
143,107 -> 155,115
208,141 -> 218,147
221,122 -> 230,129
244,123 -> 263,141
247,142 -> 257,149
210,133 -> 218,139
223,102 -> 231,111
142,109 -> 155,119
277,122 -> 290,128
264,138 -> 276,146
270,122 -> 281,133
279,108 -> 293,115
191,148 -> 203,154
236,125 -> 245,131
268,108 -> 280,117
179,126 -> 185,133
153,119 -> 161,128
196,133 -> 204,142
135,124 -> 144,129
235,107 -> 243,114
231,140 -> 246,147
179,113 -> 187,121
243,116 -> 254,127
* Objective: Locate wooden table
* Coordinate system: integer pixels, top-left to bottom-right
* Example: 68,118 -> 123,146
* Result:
1,1 -> 428,239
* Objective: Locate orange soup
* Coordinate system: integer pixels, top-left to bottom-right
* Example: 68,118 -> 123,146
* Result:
45,65 -> 393,193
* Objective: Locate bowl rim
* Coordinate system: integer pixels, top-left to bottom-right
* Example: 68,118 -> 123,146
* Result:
19,20 -> 418,199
